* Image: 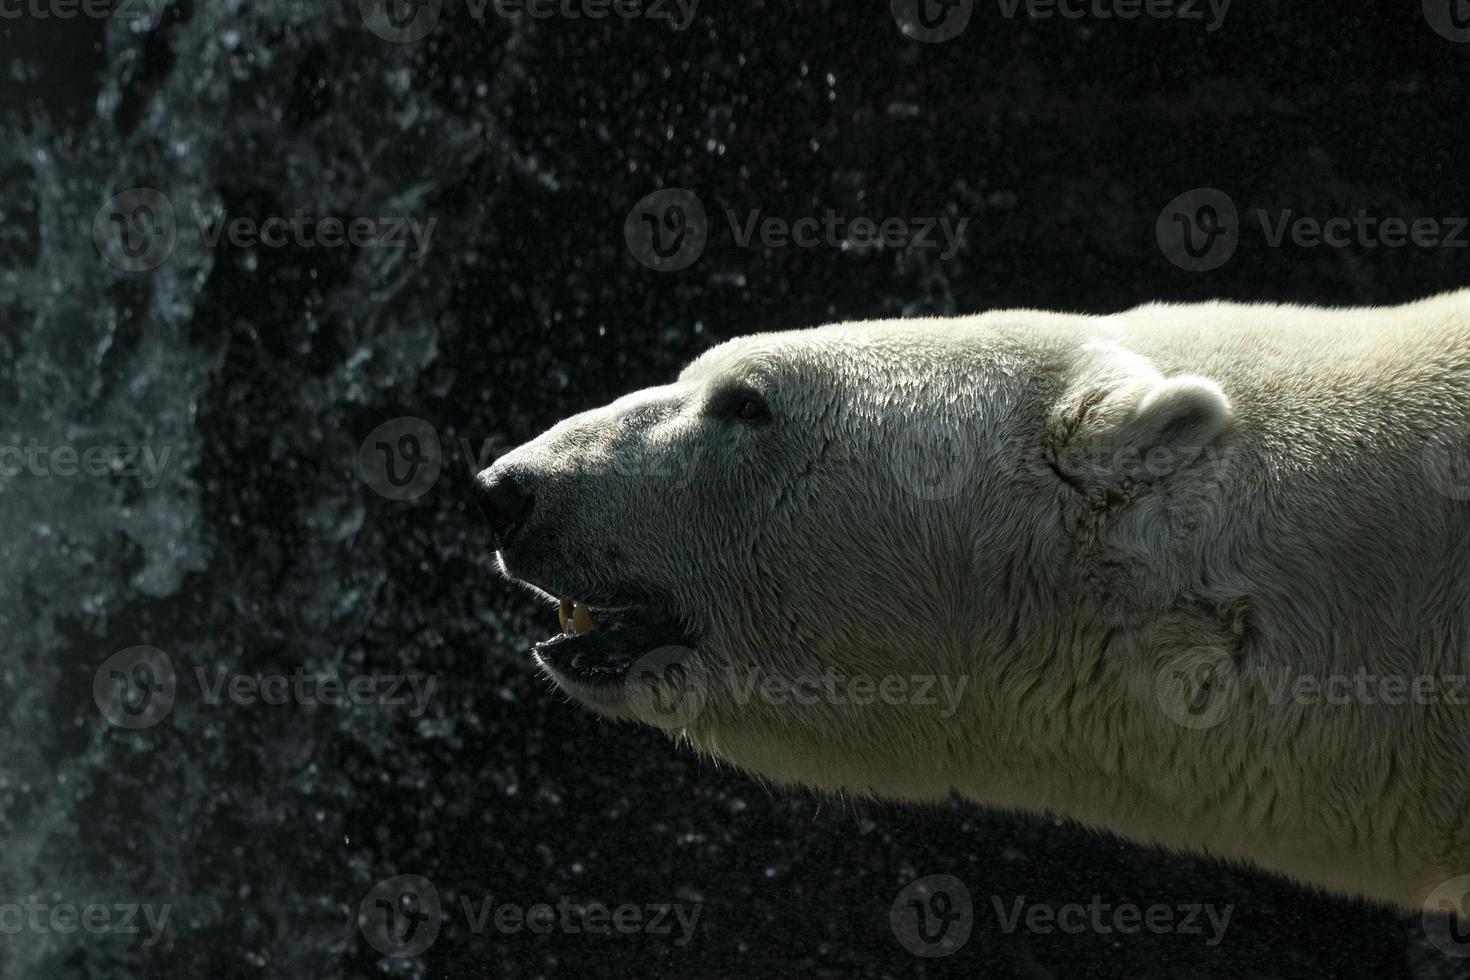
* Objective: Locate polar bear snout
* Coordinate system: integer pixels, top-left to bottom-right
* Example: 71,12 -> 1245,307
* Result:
472,465 -> 534,549
476,389 -> 718,718
473,449 -> 587,596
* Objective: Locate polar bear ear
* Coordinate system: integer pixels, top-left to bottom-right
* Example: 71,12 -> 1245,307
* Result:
1048,345 -> 1231,489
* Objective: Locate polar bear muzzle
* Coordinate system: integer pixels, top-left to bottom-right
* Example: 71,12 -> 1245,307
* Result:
473,387 -> 709,716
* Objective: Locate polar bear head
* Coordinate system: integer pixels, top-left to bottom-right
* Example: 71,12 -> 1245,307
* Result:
477,314 -> 1233,799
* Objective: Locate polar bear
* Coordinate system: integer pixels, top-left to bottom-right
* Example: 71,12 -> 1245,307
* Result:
476,290 -> 1470,912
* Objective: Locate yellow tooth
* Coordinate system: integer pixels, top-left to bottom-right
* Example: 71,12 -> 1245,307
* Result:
559,598 -> 573,634
572,602 -> 599,635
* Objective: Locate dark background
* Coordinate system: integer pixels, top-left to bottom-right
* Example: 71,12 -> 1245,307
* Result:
3,1 -> 1470,977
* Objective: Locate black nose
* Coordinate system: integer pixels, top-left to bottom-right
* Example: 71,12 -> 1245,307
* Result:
474,468 -> 534,546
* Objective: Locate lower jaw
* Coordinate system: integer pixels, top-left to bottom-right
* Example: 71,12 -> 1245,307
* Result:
535,620 -> 689,677
535,640 -> 706,735
535,656 -> 639,718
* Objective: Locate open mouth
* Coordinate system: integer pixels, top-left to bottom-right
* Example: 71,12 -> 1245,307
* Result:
532,597 -> 692,688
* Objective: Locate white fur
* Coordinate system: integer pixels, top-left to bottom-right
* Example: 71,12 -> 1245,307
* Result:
487,290 -> 1470,909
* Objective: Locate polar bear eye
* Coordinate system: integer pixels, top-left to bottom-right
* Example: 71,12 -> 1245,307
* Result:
737,397 -> 767,421
710,386 -> 771,423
